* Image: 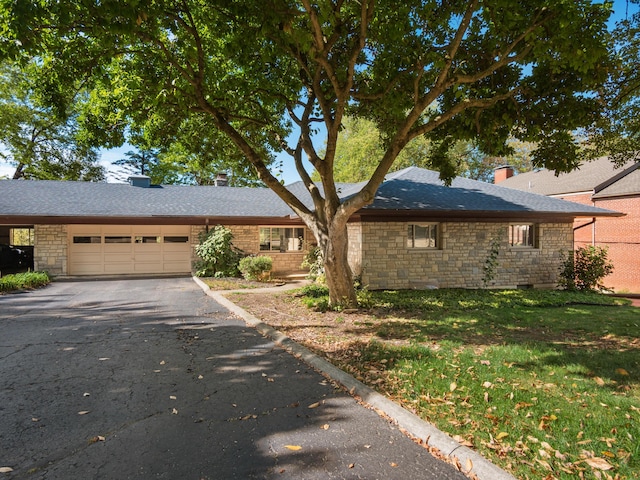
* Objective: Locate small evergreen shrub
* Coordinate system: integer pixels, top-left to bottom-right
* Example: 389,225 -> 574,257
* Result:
238,255 -> 272,281
194,225 -> 243,277
559,246 -> 614,291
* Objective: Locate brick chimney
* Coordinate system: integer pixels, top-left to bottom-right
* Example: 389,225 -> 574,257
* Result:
494,165 -> 514,184
215,173 -> 228,187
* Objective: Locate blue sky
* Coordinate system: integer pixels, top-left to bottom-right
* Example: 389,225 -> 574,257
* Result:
1,0 -> 638,184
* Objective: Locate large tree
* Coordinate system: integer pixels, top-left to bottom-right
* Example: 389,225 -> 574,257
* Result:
0,61 -> 104,181
0,0 -> 613,306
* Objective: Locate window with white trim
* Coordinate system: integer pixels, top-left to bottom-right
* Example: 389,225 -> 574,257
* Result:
407,223 -> 439,249
509,224 -> 536,247
259,227 -> 305,252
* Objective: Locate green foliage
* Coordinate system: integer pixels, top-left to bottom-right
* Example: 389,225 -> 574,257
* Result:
559,246 -> 614,291
482,235 -> 502,287
0,61 -> 104,181
301,246 -> 324,282
194,226 -> 243,278
0,271 -> 50,292
238,255 -> 272,281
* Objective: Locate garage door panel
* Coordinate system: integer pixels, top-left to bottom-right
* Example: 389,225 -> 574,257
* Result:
68,225 -> 191,275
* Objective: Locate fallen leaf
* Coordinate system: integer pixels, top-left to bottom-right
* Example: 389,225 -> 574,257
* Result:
449,382 -> 457,392
160,360 -> 166,365
31,418 -> 39,422
285,445 -> 302,451
390,462 -> 398,467
169,395 -> 177,400
594,377 -> 605,386
480,360 -> 491,365
585,457 -> 613,471
172,408 -> 178,415
0,467 -> 14,473
308,402 -> 320,409
320,424 -> 330,430
482,381 -> 493,388
496,432 -> 509,440
83,392 -> 90,397
615,368 -> 629,376
348,463 -> 355,468
98,357 -> 110,361
198,375 -> 203,379
465,458 -> 473,472
78,411 -> 90,415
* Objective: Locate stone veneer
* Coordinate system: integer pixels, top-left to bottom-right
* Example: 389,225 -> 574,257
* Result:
191,224 -> 311,275
34,224 -> 68,275
352,221 -> 573,290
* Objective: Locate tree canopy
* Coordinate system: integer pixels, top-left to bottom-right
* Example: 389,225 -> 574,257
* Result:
0,0 -> 615,306
0,61 -> 104,181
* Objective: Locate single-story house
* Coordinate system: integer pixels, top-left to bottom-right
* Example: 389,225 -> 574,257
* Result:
496,157 -> 640,293
0,167 -> 621,290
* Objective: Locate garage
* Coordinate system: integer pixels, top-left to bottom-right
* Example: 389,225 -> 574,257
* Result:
68,225 -> 191,275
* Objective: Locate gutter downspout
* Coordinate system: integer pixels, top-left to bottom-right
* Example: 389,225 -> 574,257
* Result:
573,217 -> 596,249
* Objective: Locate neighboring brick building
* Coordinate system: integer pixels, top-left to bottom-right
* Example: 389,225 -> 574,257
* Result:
496,157 -> 640,293
1,167 -> 621,289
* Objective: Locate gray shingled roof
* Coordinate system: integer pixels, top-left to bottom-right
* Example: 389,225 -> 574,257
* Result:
0,167 -> 620,220
0,180 -> 294,218
498,156 -> 639,197
361,167 -> 618,216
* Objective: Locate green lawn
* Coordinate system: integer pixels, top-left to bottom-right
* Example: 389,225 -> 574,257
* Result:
300,288 -> 640,479
0,271 -> 50,292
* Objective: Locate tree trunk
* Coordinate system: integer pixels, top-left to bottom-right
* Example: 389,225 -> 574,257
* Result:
318,220 -> 358,308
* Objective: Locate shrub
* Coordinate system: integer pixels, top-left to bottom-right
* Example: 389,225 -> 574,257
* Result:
301,246 -> 324,282
194,225 -> 243,277
559,246 -> 614,291
238,255 -> 272,281
0,271 -> 50,292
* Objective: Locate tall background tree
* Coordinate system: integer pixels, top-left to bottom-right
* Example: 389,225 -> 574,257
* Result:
0,0 -> 614,306
0,60 -> 104,181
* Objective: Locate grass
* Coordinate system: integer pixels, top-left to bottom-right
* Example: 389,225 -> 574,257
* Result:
0,271 -> 50,292
233,288 -> 640,479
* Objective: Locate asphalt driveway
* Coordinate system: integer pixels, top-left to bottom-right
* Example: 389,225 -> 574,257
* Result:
0,278 -> 468,479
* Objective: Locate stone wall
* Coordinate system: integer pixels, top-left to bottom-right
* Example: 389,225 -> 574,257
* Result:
358,221 -> 572,290
34,224 -> 68,275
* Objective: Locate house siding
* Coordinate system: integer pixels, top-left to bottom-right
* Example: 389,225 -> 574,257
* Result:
34,224 -> 68,275
358,222 -> 572,290
558,193 -> 640,293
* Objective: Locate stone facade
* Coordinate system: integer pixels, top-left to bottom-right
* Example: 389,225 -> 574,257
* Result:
34,224 -> 68,275
353,221 -> 572,290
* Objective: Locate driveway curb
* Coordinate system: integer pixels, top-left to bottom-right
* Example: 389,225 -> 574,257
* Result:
192,276 -> 516,480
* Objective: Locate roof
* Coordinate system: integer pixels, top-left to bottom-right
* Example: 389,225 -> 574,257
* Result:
359,167 -> 618,218
0,167 -> 620,224
498,156 -> 640,198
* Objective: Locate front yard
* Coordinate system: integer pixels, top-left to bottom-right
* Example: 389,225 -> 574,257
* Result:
228,287 -> 640,480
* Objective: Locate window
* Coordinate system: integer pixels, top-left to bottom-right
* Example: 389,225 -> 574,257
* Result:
135,236 -> 160,244
407,224 -> 438,249
259,227 -> 305,252
10,227 -> 34,246
164,236 -> 189,243
105,236 -> 132,244
73,236 -> 101,244
509,224 -> 536,247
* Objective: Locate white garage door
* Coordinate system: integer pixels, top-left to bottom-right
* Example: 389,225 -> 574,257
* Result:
68,225 -> 191,275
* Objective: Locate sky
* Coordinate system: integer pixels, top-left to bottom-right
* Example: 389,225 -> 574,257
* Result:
1,0 -> 638,184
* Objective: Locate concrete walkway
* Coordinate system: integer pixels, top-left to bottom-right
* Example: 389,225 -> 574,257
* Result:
0,278 -> 481,479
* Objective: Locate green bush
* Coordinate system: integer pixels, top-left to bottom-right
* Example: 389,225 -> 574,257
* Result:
238,255 -> 272,281
301,246 -> 325,282
194,225 -> 243,277
559,246 -> 614,291
0,271 -> 50,292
